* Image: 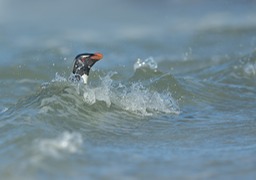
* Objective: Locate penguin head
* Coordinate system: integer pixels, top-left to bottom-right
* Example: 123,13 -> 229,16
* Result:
72,52 -> 103,84
72,52 -> 103,76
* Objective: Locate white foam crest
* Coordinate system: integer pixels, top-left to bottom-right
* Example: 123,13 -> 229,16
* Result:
39,95 -> 62,114
116,83 -> 180,116
82,72 -> 180,116
243,63 -> 256,77
134,57 -> 158,72
36,132 -> 83,159
0,107 -> 8,114
38,105 -> 55,114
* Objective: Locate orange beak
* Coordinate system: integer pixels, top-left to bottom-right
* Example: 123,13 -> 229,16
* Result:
91,52 -> 103,61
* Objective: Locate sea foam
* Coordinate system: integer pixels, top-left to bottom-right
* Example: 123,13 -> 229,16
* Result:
35,132 -> 83,159
80,57 -> 180,116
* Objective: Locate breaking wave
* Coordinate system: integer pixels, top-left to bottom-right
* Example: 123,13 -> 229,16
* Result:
10,57 -> 180,120
82,73 -> 180,116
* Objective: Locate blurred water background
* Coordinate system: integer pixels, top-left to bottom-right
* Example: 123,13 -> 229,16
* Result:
0,0 -> 256,179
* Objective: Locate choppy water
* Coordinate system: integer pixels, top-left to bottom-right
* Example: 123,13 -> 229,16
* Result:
1,0 -> 256,179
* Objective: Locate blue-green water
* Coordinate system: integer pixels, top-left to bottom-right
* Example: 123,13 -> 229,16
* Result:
0,0 -> 256,179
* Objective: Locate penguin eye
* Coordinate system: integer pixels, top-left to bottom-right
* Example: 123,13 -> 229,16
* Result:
80,56 -> 88,62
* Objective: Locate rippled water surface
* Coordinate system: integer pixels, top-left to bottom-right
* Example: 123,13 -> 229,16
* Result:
0,0 -> 256,179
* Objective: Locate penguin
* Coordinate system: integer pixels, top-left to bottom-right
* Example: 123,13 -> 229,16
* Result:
72,52 -> 103,84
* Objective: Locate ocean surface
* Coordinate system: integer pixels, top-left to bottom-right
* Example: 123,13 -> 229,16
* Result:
0,0 -> 256,179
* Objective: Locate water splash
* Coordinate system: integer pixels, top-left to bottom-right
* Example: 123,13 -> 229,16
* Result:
52,72 -> 68,82
81,72 -> 180,116
41,72 -> 68,89
83,73 -> 113,107
134,57 -> 158,72
230,53 -> 256,85
38,70 -> 180,116
115,82 -> 180,116
243,62 -> 256,77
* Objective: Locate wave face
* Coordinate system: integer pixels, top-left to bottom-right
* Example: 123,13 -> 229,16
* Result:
11,58 -> 180,118
1,0 -> 256,179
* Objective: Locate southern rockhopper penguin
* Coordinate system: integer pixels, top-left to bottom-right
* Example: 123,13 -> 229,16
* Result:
72,52 -> 103,84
